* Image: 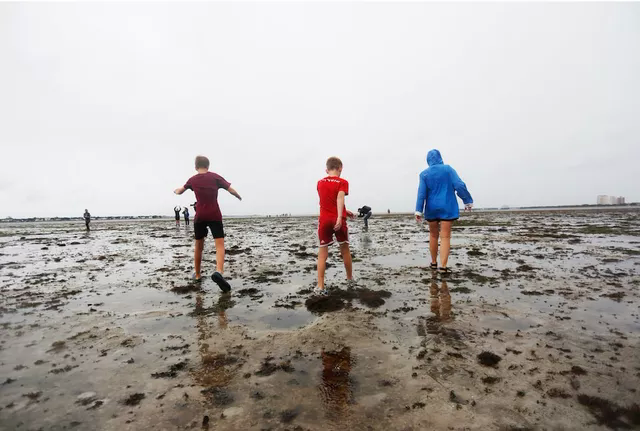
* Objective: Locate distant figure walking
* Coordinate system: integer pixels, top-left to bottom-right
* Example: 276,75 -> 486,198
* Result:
357,206 -> 372,230
174,206 -> 181,226
182,207 -> 190,226
83,209 -> 91,231
415,149 -> 473,273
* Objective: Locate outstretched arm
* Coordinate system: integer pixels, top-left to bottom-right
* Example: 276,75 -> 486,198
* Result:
227,186 -> 242,201
174,186 -> 186,195
415,174 -> 427,221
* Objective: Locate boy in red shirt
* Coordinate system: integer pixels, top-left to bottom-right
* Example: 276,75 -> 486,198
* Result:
174,155 -> 242,292
316,157 -> 354,295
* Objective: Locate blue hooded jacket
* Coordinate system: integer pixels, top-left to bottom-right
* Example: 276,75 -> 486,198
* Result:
415,149 -> 473,220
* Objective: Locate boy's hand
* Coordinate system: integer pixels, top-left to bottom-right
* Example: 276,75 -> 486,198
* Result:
346,210 -> 354,219
415,211 -> 423,223
227,187 -> 242,201
334,219 -> 342,231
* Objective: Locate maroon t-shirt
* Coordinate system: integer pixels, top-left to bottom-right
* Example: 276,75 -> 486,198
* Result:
184,172 -> 231,222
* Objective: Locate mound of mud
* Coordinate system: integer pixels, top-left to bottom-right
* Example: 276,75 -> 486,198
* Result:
354,288 -> 391,308
304,287 -> 392,313
305,296 -> 346,314
477,351 -> 502,367
577,394 -> 640,428
171,284 -> 202,294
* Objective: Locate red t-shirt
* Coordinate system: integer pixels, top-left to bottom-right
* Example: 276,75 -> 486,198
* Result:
184,172 -> 231,222
317,176 -> 349,221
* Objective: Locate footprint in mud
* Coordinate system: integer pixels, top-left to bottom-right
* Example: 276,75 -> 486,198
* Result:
200,387 -> 234,406
121,393 -> 145,406
255,358 -> 294,376
151,360 -> 189,378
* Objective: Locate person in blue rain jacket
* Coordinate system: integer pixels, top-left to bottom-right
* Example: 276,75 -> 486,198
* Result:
415,149 -> 473,273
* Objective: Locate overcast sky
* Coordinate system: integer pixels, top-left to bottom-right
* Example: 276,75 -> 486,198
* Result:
1,2 -> 639,218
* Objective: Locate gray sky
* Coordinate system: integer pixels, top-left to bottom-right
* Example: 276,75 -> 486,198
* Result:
1,2 -> 639,218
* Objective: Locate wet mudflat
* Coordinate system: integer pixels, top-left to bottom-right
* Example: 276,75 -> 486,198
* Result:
0,209 -> 639,431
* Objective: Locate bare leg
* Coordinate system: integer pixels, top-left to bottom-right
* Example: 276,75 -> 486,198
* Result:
194,239 -> 205,278
339,243 -> 353,280
317,246 -> 329,289
214,238 -> 225,274
428,221 -> 440,265
440,221 -> 453,268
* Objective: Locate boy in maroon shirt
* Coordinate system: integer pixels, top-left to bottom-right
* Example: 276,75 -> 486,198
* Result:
316,157 -> 354,295
174,155 -> 242,292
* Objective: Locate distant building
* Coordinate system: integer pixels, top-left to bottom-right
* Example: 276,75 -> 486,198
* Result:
597,195 -> 625,205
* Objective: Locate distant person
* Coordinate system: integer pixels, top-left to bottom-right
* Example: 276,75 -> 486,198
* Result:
415,149 -> 473,273
357,205 -> 372,230
182,207 -> 190,226
83,209 -> 91,231
174,206 -> 181,226
387,209 -> 390,214
316,157 -> 355,295
174,155 -> 242,291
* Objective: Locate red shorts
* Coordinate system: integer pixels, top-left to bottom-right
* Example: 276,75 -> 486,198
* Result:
318,218 -> 349,247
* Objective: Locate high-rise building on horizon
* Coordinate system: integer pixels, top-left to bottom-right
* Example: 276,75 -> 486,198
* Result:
597,195 -> 625,205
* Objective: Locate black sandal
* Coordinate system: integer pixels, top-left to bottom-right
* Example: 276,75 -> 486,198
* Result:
212,272 -> 231,293
430,263 -> 438,271
439,267 -> 451,275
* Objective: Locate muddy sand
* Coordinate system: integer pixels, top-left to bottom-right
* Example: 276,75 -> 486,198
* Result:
0,210 -> 639,431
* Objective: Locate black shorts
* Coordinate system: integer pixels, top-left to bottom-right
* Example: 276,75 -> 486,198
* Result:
194,220 -> 224,240
426,218 -> 458,223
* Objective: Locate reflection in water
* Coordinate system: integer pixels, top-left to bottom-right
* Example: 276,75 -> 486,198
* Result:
430,279 -> 452,322
216,294 -> 230,329
361,233 -> 372,249
420,278 -> 456,339
319,347 -> 354,422
191,292 -> 237,390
